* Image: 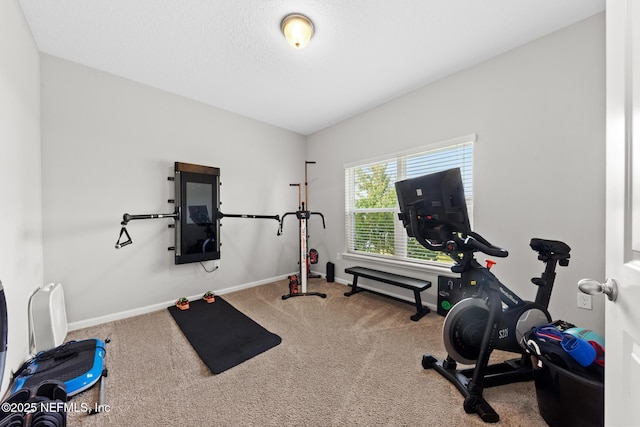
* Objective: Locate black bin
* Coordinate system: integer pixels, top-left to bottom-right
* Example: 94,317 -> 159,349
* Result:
531,353 -> 604,427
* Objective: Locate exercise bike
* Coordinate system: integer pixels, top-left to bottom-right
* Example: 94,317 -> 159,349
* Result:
395,168 -> 570,423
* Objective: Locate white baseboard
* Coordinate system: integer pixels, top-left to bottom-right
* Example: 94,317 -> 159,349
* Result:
67,273 -> 290,331
69,271 -> 436,332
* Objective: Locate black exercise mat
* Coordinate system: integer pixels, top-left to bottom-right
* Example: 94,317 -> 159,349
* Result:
168,297 -> 281,374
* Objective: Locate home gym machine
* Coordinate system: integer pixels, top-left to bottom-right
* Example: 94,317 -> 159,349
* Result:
395,168 -> 570,423
115,162 -> 280,266
280,161 -> 327,300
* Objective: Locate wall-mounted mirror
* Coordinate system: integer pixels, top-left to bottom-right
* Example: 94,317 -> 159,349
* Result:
174,162 -> 220,265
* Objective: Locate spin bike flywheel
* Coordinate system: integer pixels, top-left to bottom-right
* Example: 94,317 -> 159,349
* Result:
442,298 -> 550,365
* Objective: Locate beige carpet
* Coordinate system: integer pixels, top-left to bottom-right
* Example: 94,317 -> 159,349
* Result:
66,279 -> 548,426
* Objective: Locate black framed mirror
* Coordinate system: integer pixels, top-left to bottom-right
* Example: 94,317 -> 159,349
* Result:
174,162 -> 220,265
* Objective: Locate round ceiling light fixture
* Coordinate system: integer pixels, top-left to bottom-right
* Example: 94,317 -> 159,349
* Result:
281,13 -> 314,49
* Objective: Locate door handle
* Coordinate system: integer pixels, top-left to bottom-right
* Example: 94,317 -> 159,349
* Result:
578,278 -> 618,302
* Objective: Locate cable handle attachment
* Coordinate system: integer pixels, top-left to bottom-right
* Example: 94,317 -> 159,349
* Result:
115,227 -> 132,249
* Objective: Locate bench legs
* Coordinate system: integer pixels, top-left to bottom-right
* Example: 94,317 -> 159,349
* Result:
344,274 -> 430,321
410,289 -> 430,321
344,275 -> 364,297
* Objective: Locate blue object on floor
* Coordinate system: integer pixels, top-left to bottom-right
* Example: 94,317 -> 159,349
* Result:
11,338 -> 106,397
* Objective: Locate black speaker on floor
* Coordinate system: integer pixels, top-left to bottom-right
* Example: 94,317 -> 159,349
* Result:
326,262 -> 335,282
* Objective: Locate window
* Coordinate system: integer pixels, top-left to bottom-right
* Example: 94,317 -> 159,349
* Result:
344,135 -> 474,266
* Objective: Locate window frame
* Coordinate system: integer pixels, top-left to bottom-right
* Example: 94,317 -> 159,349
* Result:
343,134 -> 475,270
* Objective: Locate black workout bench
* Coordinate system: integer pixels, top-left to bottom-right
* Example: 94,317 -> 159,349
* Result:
344,266 -> 431,321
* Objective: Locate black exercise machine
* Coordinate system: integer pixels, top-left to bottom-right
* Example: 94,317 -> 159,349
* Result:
280,161 -> 327,300
113,161 -> 328,296
116,211 -> 279,249
395,168 -> 570,423
115,162 -> 280,267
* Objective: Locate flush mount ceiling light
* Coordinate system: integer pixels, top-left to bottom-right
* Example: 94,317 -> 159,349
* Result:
281,13 -> 314,49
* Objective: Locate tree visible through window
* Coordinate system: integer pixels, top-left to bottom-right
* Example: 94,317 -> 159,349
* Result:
345,136 -> 474,266
353,163 -> 397,255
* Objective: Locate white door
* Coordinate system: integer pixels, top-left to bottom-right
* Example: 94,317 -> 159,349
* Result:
604,0 -> 640,425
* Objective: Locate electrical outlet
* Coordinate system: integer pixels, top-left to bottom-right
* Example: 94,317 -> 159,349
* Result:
577,292 -> 592,310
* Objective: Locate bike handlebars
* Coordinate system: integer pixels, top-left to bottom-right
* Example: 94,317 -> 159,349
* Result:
463,232 -> 508,258
405,206 -> 508,258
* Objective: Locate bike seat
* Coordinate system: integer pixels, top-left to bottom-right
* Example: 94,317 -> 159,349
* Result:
530,238 -> 571,263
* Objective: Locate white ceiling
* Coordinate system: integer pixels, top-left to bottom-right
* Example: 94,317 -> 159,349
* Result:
18,0 -> 605,135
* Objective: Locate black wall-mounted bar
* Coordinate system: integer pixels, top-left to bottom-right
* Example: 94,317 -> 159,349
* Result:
116,162 -> 280,265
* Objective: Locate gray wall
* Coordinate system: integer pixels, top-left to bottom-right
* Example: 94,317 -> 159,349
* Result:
41,56 -> 306,327
0,1 -> 43,393
307,14 -> 606,334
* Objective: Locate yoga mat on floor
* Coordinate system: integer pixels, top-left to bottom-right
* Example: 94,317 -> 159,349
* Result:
168,297 -> 281,374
